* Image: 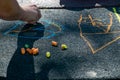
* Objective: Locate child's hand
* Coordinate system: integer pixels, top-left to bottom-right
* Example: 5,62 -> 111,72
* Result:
20,5 -> 41,24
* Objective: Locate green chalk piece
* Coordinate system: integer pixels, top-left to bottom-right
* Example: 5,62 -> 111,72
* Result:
46,52 -> 51,58
25,44 -> 29,48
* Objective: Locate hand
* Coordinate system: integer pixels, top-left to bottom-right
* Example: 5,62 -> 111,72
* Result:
20,5 -> 41,24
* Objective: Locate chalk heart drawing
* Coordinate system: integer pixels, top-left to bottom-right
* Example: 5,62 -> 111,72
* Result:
78,11 -> 120,54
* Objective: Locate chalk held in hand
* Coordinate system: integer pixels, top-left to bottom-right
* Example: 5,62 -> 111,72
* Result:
52,41 -> 58,47
46,52 -> 51,58
61,44 -> 68,50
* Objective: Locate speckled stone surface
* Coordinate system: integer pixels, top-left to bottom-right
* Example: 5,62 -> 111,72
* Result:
0,0 -> 120,80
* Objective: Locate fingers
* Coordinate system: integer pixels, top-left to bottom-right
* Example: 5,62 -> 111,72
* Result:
37,8 -> 41,19
31,5 -> 41,21
30,5 -> 37,7
35,7 -> 41,22
20,4 -> 42,24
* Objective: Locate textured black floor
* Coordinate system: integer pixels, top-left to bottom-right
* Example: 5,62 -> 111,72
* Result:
0,1 -> 120,80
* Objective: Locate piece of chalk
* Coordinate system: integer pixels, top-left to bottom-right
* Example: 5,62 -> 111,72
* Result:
21,48 -> 25,55
32,48 -> 39,55
25,44 -> 29,48
26,48 -> 33,54
61,44 -> 68,50
46,52 -> 51,58
52,41 -> 58,47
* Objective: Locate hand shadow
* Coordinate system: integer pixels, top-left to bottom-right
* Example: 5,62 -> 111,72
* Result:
6,23 -> 45,80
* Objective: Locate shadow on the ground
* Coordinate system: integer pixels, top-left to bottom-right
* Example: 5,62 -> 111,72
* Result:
6,23 -> 45,80
35,56 -> 84,80
35,62 -> 57,80
0,77 -> 6,80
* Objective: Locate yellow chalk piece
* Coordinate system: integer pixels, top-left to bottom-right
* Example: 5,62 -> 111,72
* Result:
113,8 -> 120,22
46,52 -> 51,58
61,44 -> 68,50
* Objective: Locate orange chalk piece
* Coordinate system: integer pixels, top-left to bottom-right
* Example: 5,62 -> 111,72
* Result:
52,41 -> 58,47
32,48 -> 39,55
21,48 -> 25,55
26,48 -> 33,54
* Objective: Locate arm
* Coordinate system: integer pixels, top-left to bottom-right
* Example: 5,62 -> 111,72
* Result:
0,0 -> 41,23
0,0 -> 22,20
